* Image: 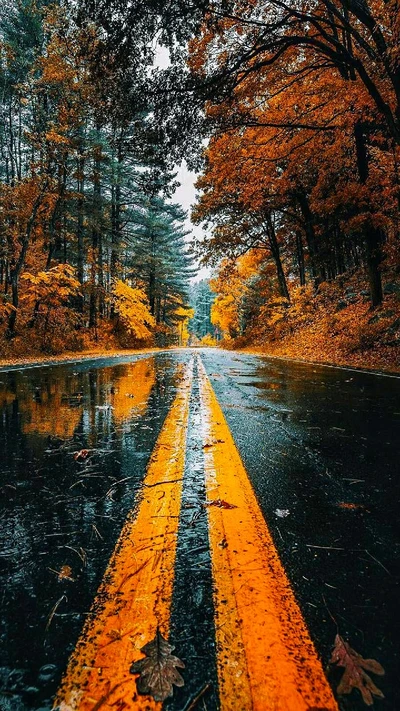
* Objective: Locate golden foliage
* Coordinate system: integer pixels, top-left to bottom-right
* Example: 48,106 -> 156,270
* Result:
21,265 -> 81,309
112,280 -> 156,341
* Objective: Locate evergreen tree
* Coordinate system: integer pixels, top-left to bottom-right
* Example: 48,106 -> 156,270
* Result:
189,280 -> 214,340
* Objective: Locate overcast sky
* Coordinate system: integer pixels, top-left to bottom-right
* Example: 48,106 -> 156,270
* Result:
173,161 -> 210,282
155,45 -> 210,282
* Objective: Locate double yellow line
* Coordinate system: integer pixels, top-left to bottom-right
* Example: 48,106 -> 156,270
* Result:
55,355 -> 338,711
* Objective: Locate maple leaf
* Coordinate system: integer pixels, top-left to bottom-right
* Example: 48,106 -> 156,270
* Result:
330,634 -> 384,706
130,629 -> 185,702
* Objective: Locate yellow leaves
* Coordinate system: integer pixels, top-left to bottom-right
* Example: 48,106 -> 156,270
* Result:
0,296 -> 16,321
211,294 -> 238,337
209,251 -> 265,339
174,305 -> 195,319
21,265 -> 81,309
112,280 -> 155,341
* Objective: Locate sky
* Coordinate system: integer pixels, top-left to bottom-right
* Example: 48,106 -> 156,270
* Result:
173,161 -> 210,282
155,45 -> 210,282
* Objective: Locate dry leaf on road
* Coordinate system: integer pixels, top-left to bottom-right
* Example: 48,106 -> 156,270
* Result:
130,629 -> 185,701
330,634 -> 384,706
73,449 -> 89,461
204,499 -> 237,509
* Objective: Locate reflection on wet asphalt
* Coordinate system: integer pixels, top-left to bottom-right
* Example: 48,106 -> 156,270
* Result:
201,350 -> 400,711
0,352 -> 191,710
0,348 -> 399,710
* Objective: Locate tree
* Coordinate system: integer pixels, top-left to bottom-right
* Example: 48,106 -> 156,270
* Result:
112,280 -> 155,341
0,1 -> 196,352
129,194 -> 196,326
188,280 -> 215,339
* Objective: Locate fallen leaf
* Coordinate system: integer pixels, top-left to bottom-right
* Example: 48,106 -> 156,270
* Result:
204,498 -> 237,509
74,449 -> 89,461
58,565 -> 74,581
330,634 -> 384,706
48,565 -> 75,582
130,629 -> 185,701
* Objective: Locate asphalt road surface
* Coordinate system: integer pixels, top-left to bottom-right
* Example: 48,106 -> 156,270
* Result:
0,348 -> 398,711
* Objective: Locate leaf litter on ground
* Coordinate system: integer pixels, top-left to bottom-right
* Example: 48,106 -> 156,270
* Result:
130,628 -> 185,702
330,634 -> 385,706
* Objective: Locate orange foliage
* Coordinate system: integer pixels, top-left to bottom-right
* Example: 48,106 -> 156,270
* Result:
191,0 -> 400,369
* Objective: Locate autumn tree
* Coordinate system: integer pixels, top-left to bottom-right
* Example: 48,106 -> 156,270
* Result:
0,1 -> 196,352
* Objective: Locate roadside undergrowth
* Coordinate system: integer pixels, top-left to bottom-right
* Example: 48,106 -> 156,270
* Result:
221,281 -> 400,373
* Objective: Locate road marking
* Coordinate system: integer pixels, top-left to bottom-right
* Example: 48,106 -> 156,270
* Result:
198,357 -> 339,711
54,359 -> 193,711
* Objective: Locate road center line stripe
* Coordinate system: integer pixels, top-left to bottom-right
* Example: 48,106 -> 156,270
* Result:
197,356 -> 339,711
54,359 -> 194,711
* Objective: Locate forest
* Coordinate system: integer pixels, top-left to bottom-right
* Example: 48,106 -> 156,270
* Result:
1,0 -> 400,368
0,0 -> 196,357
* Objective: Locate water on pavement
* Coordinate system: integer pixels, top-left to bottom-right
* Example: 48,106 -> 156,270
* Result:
0,348 -> 398,710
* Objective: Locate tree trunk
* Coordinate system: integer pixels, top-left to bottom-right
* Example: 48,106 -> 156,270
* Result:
89,126 -> 103,327
354,120 -> 384,306
149,231 -> 156,316
297,191 -> 325,286
365,228 -> 384,306
265,211 -> 290,300
76,147 -> 85,314
111,133 -> 123,283
295,230 -> 306,286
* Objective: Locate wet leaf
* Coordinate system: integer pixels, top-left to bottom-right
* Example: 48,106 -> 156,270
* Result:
337,502 -> 366,511
48,564 -> 75,581
74,448 -> 89,461
202,438 -> 225,449
204,498 -> 237,509
130,629 -> 184,702
330,634 -> 384,706
57,565 -> 74,581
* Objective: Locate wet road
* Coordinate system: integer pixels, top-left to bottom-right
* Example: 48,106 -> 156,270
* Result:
0,348 -> 399,710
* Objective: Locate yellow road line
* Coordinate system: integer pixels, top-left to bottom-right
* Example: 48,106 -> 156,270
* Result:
198,358 -> 338,711
55,359 -> 193,711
